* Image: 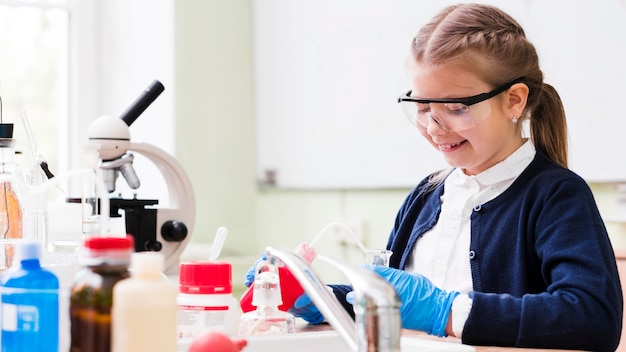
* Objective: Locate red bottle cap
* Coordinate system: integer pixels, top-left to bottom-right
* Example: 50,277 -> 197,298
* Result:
179,261 -> 233,294
81,236 -> 134,265
84,236 -> 134,250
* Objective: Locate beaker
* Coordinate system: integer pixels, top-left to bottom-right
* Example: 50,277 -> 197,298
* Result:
362,249 -> 392,267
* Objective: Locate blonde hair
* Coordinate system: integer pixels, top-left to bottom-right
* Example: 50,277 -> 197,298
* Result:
412,3 -> 568,170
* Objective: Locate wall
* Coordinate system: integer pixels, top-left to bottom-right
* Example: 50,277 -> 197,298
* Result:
174,1 -> 626,289
253,0 -> 626,188
174,0 -> 257,256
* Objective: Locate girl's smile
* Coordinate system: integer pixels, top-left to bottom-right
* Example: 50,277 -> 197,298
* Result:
436,139 -> 467,152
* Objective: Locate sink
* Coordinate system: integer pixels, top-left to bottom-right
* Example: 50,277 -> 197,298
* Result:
178,331 -> 476,351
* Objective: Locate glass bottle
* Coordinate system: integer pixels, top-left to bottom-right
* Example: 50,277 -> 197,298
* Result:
0,123 -> 25,275
69,236 -> 134,352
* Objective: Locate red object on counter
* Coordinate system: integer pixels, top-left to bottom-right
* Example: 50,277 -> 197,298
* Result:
188,331 -> 247,352
239,242 -> 317,313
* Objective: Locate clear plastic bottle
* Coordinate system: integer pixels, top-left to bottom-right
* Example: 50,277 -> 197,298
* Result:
240,242 -> 316,313
112,252 -> 177,352
239,257 -> 295,336
0,240 -> 59,352
177,260 -> 239,339
20,109 -> 50,252
0,123 -> 25,275
23,158 -> 49,251
69,235 -> 134,352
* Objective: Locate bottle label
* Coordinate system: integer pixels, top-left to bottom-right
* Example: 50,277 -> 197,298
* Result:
1,303 -> 39,332
176,305 -> 231,339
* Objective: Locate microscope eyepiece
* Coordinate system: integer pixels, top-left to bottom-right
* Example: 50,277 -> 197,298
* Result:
120,80 -> 165,126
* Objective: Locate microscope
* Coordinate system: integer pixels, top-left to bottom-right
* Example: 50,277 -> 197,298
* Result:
86,80 -> 195,275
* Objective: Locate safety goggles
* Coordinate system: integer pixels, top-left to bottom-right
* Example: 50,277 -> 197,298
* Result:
397,78 -> 523,132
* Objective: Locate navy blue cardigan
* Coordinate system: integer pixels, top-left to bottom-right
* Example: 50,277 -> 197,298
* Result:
382,151 -> 622,351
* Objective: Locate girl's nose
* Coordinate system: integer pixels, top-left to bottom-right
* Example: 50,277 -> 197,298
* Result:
425,113 -> 448,134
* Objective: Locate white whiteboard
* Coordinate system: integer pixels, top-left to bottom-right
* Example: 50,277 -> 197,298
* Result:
254,0 -> 626,189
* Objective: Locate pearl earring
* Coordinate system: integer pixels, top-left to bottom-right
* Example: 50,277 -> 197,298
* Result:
512,116 -> 518,124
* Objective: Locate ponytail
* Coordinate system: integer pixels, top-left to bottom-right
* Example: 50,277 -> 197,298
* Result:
528,83 -> 568,168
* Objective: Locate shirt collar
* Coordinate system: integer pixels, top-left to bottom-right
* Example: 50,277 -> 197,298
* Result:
449,139 -> 536,187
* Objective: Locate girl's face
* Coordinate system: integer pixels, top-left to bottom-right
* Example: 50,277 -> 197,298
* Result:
409,64 -> 525,176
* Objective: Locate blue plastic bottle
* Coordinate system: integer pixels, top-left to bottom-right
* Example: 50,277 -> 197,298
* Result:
1,240 -> 59,352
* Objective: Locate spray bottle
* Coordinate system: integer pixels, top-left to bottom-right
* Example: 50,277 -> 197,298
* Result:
238,257 -> 295,336
239,242 -> 316,313
240,222 -> 367,313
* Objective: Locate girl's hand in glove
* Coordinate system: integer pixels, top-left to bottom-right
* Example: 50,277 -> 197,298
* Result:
368,266 -> 459,337
289,285 -> 355,325
243,255 -> 266,287
289,292 -> 325,324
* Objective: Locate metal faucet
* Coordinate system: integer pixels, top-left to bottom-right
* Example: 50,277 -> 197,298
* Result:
265,246 -> 402,352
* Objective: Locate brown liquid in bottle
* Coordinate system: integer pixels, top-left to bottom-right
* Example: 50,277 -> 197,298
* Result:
70,266 -> 130,352
69,236 -> 133,352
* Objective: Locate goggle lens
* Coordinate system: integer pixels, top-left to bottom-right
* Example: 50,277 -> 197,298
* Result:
399,100 -> 491,132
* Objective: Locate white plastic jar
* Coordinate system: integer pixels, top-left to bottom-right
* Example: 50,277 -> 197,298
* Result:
176,260 -> 240,339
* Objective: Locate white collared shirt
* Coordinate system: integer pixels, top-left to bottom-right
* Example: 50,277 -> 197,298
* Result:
406,140 -> 536,336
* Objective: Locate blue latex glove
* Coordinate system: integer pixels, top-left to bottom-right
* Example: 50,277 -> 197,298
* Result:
368,266 -> 459,337
243,254 -> 266,287
289,292 -> 325,325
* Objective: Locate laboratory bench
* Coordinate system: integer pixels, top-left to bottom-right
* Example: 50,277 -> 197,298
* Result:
294,322 -> 575,351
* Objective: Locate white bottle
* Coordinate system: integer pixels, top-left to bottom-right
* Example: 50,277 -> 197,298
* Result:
177,260 -> 239,339
112,252 -> 177,352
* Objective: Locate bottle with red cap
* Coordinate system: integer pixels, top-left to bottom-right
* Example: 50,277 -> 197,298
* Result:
69,235 -> 134,352
177,260 -> 240,340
